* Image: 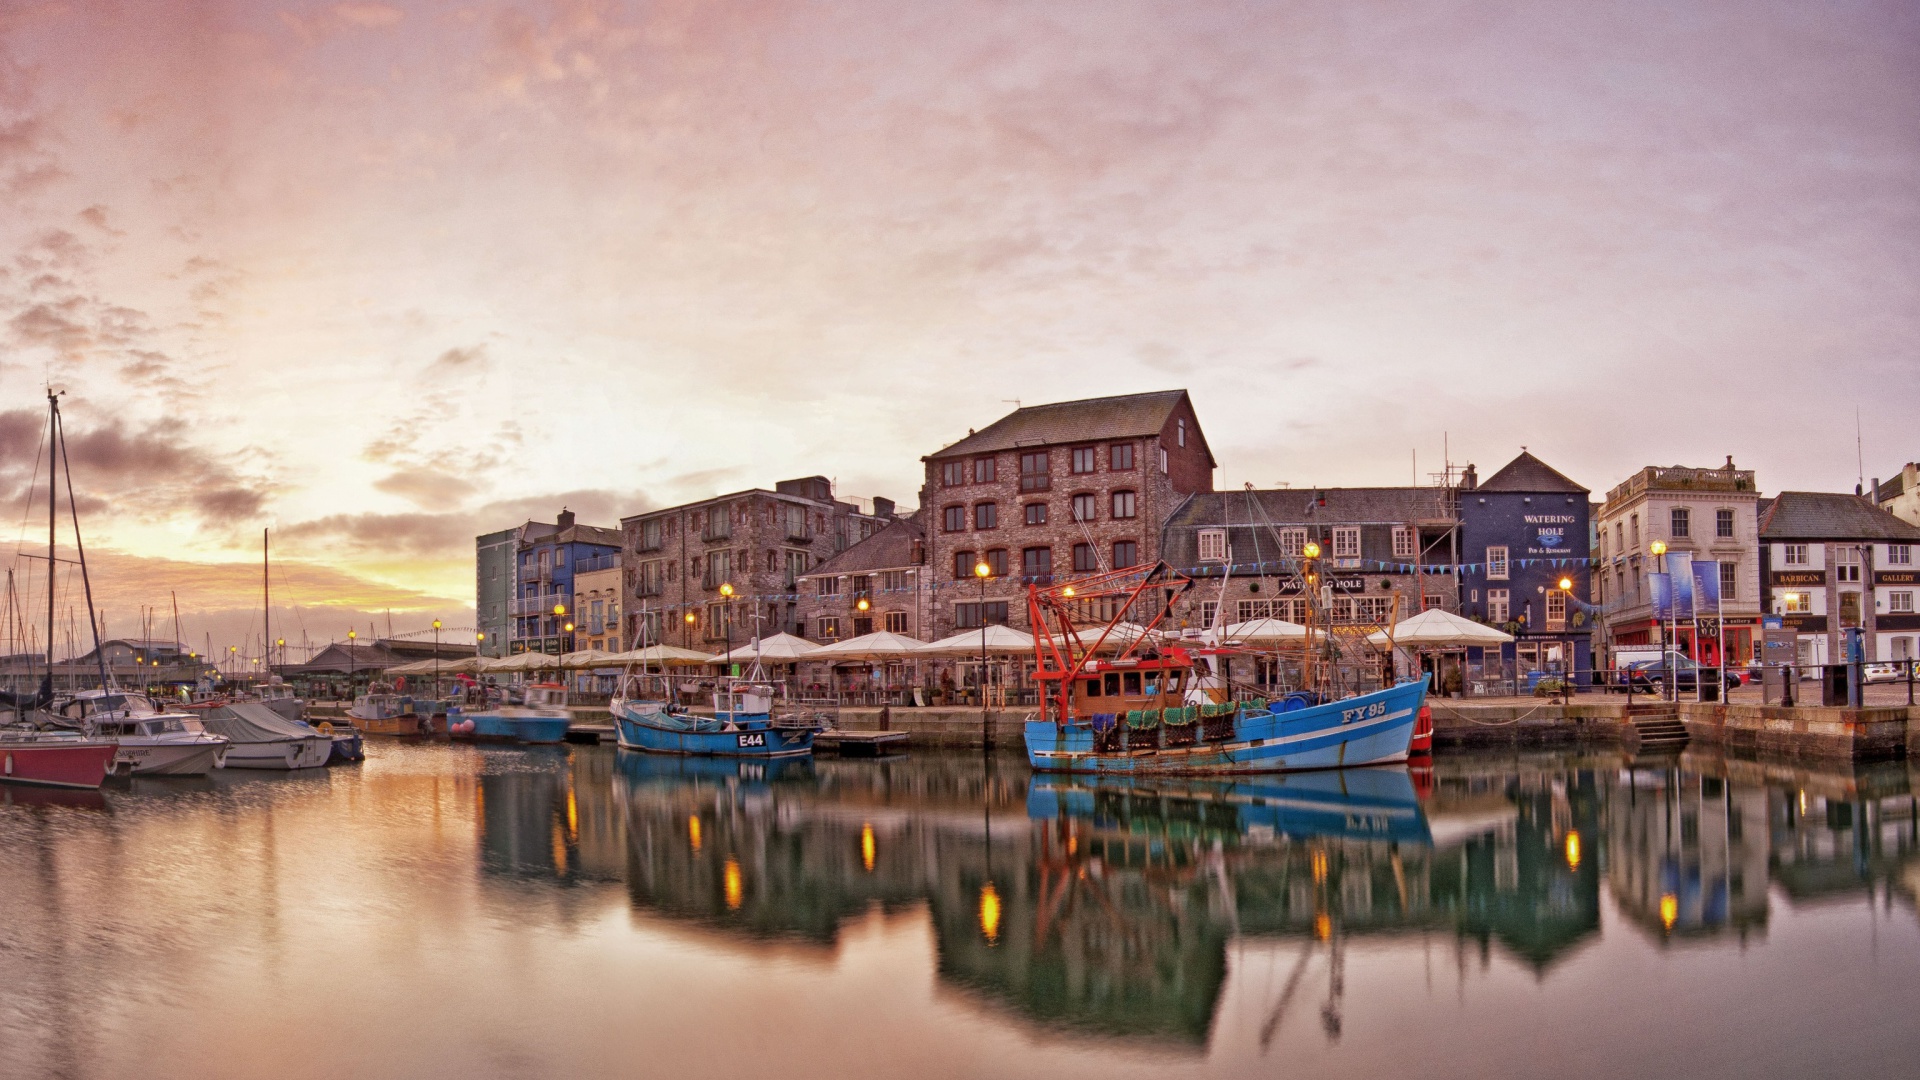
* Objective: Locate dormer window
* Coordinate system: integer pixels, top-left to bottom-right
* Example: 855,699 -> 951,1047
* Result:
1198,528 -> 1227,562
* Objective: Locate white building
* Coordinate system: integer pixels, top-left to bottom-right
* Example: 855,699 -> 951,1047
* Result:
1758,492 -> 1920,666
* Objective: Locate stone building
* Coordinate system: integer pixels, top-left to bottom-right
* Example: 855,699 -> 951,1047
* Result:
572,560 -> 624,653
1757,492 -> 1920,666
795,516 -> 928,643
919,390 -> 1216,638
1593,459 -> 1762,671
1159,486 -> 1462,632
621,477 -> 894,651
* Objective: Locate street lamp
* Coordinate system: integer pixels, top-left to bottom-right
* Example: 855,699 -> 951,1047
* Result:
432,619 -> 442,701
348,629 -> 357,701
718,583 -> 735,677
1649,541 -> 1673,700
975,558 -> 992,747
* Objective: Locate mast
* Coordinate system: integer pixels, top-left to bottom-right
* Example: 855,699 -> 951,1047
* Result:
56,398 -> 114,695
263,528 -> 271,678
45,390 -> 57,690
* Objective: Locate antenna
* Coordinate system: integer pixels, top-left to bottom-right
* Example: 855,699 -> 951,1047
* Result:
1857,408 -> 1865,494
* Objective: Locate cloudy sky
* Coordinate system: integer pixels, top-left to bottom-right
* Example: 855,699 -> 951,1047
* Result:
1,0 -> 1915,656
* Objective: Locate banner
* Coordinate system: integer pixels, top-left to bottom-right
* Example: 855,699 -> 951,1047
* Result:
1691,559 -> 1721,617
1649,572 -> 1673,620
1667,552 -> 1695,620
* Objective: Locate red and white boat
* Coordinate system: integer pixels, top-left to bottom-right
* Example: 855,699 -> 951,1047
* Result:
0,732 -> 117,789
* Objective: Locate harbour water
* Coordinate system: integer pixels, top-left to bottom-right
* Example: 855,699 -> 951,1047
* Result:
4,745 -> 1920,1079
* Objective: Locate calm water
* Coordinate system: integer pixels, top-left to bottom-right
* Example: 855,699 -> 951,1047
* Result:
4,744 -> 1920,1080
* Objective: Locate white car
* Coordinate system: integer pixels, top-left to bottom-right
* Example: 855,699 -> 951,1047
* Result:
1864,661 -> 1918,685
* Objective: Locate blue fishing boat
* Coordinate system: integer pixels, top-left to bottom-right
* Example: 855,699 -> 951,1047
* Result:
451,682 -> 572,744
611,674 -> 818,758
1022,562 -> 1426,776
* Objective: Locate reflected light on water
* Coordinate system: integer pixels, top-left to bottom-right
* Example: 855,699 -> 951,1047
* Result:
1660,893 -> 1678,930
1310,849 -> 1328,884
566,786 -> 578,838
979,882 -> 1001,945
724,857 -> 743,910
861,824 -> 875,872
688,815 -> 702,853
1565,830 -> 1582,870
1313,913 -> 1332,941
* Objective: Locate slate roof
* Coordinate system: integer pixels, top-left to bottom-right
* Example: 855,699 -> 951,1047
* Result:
1161,487 -> 1455,567
1476,452 -> 1587,494
1758,492 -> 1920,541
801,517 -> 925,577
556,523 -> 623,548
929,390 -> 1211,464
1877,468 -> 1914,502
288,638 -> 476,675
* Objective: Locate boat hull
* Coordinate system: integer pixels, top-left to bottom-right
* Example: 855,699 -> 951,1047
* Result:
326,730 -> 366,763
613,711 -> 815,758
1,740 -> 117,788
460,713 -> 571,744
115,740 -> 226,776
220,736 -> 332,770
1024,679 -> 1427,776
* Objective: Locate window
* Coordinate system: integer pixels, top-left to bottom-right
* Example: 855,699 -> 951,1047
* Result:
704,550 -> 731,588
1072,543 -> 1098,572
639,519 -> 663,551
1422,594 -> 1444,611
850,575 -> 872,600
1546,590 -> 1567,629
1237,599 -> 1274,622
881,569 -> 909,593
1158,447 -> 1169,473
1111,490 -> 1137,519
954,602 -> 1009,628
1198,528 -> 1227,562
784,550 -> 809,586
1279,528 -> 1306,557
1671,507 -> 1691,538
1487,588 -> 1510,622
974,502 -> 998,530
1392,527 -> 1416,559
1486,546 -> 1509,580
1072,492 -> 1097,522
1719,561 -> 1737,599
1199,600 -> 1219,628
1019,451 -> 1050,492
943,505 -> 965,532
1022,547 -> 1052,578
852,616 -> 873,637
1716,508 -> 1735,538
1024,502 -> 1047,526
1891,591 -> 1915,614
815,575 -> 840,597
974,456 -> 997,484
941,461 -> 964,486
885,611 -> 909,633
1111,443 -> 1135,470
1836,545 -> 1861,582
984,548 -> 1007,577
1113,540 -> 1138,568
817,616 -> 842,640
1782,591 -> 1811,614
1332,526 -> 1361,559
1630,514 -> 1639,550
1783,543 -> 1809,566
1890,544 -> 1913,566
953,551 -> 976,580
1354,597 -> 1393,624
1176,418 -> 1186,447
1071,447 -> 1096,474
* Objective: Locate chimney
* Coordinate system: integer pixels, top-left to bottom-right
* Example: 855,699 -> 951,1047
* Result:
1725,455 -> 1735,470
556,508 -> 575,530
1460,464 -> 1478,491
872,496 -> 895,519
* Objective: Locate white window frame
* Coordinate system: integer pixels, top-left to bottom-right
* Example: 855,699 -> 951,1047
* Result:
1331,526 -> 1361,560
1486,546 -> 1510,581
1718,560 -> 1737,600
1889,544 -> 1913,566
1888,590 -> 1914,613
1783,543 -> 1809,567
1487,588 -> 1510,622
1545,589 -> 1567,629
1279,528 -> 1306,558
1392,526 -> 1416,559
1237,599 -> 1274,622
1197,528 -> 1227,563
1781,591 -> 1811,614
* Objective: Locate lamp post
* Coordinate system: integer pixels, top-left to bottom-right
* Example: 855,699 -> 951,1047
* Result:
552,602 -> 566,656
1302,542 -> 1322,693
347,629 -> 357,702
432,619 -> 441,701
974,558 -> 991,748
719,583 -> 735,678
1650,540 -> 1672,701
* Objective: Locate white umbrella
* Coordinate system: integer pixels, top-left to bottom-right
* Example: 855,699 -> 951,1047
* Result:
802,630 -> 928,662
1070,622 -> 1157,651
1366,608 -> 1515,648
560,649 -> 621,670
707,632 -> 820,664
917,624 -> 1037,657
608,644 -> 715,667
1221,617 -> 1315,644
482,652 -> 559,673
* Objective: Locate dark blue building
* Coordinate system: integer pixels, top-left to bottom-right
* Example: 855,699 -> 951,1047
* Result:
510,510 -> 623,655
1457,453 -> 1593,688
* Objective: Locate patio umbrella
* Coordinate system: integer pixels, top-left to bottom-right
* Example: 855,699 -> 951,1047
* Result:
482,652 -> 559,674
560,649 -> 621,669
1070,622 -> 1158,651
802,630 -> 927,662
608,644 -> 715,667
1221,617 -> 1316,644
707,632 -> 821,664
917,624 -> 1037,657
1365,608 -> 1515,648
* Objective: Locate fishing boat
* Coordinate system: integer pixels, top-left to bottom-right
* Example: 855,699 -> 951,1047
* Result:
452,681 -> 571,744
1022,562 -> 1426,776
199,701 -> 332,770
612,671 -> 818,759
348,684 -> 422,735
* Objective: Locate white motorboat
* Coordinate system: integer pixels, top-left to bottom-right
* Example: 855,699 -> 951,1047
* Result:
254,678 -> 306,724
92,714 -> 228,776
199,701 -> 331,770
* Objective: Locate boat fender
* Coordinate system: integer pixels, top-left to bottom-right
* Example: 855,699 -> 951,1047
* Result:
317,721 -> 335,736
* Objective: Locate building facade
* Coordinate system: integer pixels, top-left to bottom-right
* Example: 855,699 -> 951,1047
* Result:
795,516 -> 929,643
920,390 -> 1215,638
621,477 -> 893,651
572,562 -> 624,653
1160,486 -> 1462,631
1593,460 -> 1762,671
475,527 -> 518,658
1876,463 -> 1920,529
1758,492 -> 1920,666
506,510 -> 623,655
1457,453 -> 1593,683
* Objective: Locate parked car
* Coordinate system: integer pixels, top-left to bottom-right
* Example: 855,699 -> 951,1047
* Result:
1864,661 -> 1920,685
1621,657 -> 1742,694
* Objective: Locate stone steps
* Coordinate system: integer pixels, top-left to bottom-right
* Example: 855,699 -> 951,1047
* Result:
1626,704 -> 1690,750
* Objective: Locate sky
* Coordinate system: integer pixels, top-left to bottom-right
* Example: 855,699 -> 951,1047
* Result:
0,0 -> 1915,658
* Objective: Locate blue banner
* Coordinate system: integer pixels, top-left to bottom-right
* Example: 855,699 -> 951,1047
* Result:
1667,553 -> 1695,620
1691,559 -> 1721,617
1649,572 -> 1672,620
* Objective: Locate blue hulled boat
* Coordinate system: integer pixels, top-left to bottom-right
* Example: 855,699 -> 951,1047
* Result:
452,682 -> 572,744
612,675 -> 818,759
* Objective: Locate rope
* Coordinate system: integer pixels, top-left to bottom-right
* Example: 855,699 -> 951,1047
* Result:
1426,699 -> 1557,726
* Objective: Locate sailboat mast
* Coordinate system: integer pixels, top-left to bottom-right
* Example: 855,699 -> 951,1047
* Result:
263,528 -> 270,677
45,390 -> 57,686
56,399 -> 115,694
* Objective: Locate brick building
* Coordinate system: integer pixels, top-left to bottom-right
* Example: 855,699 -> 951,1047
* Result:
795,516 -> 929,643
1159,486 -> 1462,633
920,390 -> 1215,638
621,477 -> 895,651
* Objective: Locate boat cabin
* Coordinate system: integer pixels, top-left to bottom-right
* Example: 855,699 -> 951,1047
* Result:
1045,656 -> 1195,720
60,691 -> 158,722
522,683 -> 568,710
95,715 -> 190,738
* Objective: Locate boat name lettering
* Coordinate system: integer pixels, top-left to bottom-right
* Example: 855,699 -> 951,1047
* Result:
736,732 -> 767,748
1341,701 -> 1387,725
